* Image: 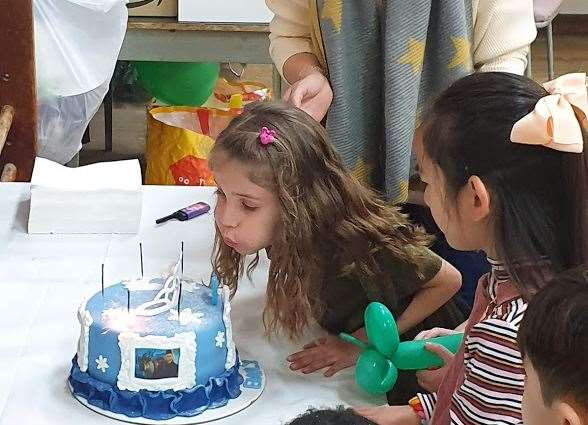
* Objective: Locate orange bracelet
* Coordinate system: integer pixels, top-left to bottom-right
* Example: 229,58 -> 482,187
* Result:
409,396 -> 426,424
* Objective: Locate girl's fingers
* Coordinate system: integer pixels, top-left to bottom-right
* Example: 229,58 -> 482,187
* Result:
287,347 -> 315,362
301,357 -> 334,374
289,357 -> 314,371
324,361 -> 348,377
414,330 -> 430,340
424,343 -> 454,364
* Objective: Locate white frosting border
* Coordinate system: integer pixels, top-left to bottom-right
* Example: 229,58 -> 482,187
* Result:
117,332 -> 196,392
222,286 -> 237,369
76,297 -> 93,372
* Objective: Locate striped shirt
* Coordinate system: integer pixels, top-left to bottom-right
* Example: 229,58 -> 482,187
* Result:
417,261 -> 527,425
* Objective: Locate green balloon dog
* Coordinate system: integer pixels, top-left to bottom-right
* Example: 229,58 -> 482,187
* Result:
340,302 -> 463,395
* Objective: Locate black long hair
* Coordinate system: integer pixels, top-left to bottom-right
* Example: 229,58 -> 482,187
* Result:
422,72 -> 587,296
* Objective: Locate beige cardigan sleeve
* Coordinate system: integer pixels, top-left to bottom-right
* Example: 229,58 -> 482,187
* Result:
267,0 -> 536,78
266,0 -> 315,80
472,0 -> 536,75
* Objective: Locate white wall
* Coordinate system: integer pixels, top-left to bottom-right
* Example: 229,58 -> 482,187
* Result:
560,0 -> 588,14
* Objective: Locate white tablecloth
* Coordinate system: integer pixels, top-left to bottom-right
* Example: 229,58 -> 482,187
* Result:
0,184 -> 383,425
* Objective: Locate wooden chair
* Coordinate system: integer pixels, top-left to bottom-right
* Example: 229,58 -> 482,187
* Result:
0,0 -> 37,182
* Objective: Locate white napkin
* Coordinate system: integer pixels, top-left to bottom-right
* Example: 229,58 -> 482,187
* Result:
28,157 -> 142,234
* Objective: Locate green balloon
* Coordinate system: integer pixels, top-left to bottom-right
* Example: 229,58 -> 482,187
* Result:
364,302 -> 400,358
391,333 -> 464,370
355,349 -> 398,395
133,61 -> 220,106
341,302 -> 464,395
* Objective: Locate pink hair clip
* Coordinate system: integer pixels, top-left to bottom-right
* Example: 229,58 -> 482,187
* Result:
259,126 -> 276,146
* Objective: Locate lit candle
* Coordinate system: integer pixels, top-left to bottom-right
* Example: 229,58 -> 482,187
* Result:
103,308 -> 135,332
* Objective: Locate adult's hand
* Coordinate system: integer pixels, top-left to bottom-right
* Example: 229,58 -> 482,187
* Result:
283,71 -> 333,122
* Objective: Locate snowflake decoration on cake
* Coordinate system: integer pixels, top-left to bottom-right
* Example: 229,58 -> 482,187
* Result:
215,331 -> 225,348
167,308 -> 204,326
96,355 -> 109,373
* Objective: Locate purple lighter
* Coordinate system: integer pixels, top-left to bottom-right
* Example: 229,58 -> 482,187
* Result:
155,202 -> 210,224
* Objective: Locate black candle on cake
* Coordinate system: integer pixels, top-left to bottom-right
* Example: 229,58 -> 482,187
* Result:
177,279 -> 183,313
139,242 -> 144,280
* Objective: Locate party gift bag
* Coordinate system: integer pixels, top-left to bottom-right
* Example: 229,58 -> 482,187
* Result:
145,82 -> 270,186
145,106 -> 236,185
213,78 -> 270,104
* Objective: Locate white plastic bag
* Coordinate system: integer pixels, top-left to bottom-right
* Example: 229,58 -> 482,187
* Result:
34,0 -> 128,164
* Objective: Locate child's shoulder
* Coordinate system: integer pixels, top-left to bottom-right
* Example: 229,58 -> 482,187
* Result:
370,244 -> 443,288
469,277 -> 528,333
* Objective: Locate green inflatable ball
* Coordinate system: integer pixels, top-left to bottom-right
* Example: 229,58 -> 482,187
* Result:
133,61 -> 220,106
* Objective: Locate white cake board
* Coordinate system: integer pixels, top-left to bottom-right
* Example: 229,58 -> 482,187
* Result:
70,362 -> 265,424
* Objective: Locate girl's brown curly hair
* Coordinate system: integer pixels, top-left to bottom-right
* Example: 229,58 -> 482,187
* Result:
209,102 -> 432,339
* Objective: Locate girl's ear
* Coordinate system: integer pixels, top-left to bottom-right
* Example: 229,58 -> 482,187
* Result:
463,176 -> 491,222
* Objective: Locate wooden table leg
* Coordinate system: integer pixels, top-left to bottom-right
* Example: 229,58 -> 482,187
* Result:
0,0 -> 37,181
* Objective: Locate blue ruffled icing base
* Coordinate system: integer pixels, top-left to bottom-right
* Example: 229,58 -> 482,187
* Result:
68,357 -> 243,420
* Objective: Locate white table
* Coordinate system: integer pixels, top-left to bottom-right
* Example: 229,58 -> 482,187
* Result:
0,184 -> 383,425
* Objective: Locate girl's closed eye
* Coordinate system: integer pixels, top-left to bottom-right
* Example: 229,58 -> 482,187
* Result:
215,188 -> 226,197
242,201 -> 258,211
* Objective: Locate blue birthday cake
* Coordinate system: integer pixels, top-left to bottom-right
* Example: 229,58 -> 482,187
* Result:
68,266 -> 244,421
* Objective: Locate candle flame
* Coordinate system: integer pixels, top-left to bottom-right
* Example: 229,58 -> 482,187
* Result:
102,308 -> 137,332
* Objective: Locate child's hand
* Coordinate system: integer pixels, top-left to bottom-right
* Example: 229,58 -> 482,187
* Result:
415,342 -> 455,392
287,335 -> 360,377
416,365 -> 446,392
354,405 -> 420,425
414,327 -> 460,340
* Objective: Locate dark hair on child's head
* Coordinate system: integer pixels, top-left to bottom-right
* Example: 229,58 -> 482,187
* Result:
421,72 -> 587,296
210,102 -> 432,339
518,266 -> 588,409
287,406 -> 377,425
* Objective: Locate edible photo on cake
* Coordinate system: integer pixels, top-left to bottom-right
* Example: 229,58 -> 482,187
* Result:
135,348 -> 180,380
